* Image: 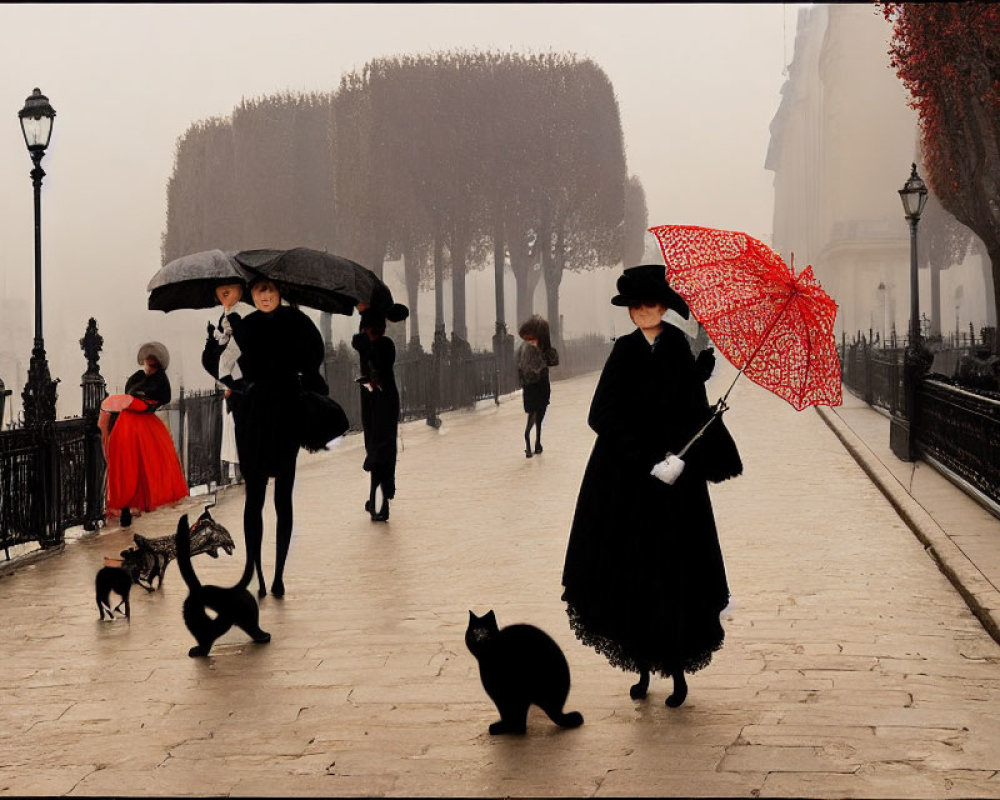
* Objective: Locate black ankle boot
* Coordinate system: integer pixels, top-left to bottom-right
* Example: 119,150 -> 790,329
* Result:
120,508 -> 132,528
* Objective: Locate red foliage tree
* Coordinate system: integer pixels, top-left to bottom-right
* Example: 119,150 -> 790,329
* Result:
882,2 -> 1000,349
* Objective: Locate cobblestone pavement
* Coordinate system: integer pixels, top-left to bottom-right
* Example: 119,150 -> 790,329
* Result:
2,364 -> 1000,798
817,391 -> 1000,645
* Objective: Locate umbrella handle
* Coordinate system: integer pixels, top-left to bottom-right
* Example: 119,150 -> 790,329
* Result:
675,399 -> 728,459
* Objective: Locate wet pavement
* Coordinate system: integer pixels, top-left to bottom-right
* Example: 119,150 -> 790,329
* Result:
2,362 -> 1000,798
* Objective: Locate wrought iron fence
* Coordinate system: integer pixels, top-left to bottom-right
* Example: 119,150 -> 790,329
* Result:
839,337 -> 1000,509
840,343 -> 905,415
0,426 -> 46,557
1,319 -> 107,557
0,397 -> 104,555
323,338 -> 506,431
916,380 -> 1000,506
161,388 -> 226,489
1,324 -> 616,557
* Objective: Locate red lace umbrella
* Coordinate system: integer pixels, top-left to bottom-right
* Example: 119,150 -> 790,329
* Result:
649,224 -> 841,449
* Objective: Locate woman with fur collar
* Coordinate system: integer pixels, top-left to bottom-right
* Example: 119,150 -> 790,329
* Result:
561,264 -> 742,708
105,342 -> 189,527
516,315 -> 559,457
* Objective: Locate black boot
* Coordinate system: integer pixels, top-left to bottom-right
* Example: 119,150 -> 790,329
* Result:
120,508 -> 132,528
630,668 -> 650,699
666,670 -> 688,707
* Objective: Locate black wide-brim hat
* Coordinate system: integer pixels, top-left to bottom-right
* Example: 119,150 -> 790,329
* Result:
611,264 -> 689,319
362,283 -> 409,326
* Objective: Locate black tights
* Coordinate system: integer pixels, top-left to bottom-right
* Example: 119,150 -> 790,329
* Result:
524,408 -> 546,451
243,457 -> 296,597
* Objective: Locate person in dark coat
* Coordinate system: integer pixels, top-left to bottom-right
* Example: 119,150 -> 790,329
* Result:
229,278 -> 327,598
517,315 -> 559,457
561,264 -> 742,708
351,289 -> 408,522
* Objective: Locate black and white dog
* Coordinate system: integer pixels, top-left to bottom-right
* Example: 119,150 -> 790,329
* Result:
119,504 -> 236,590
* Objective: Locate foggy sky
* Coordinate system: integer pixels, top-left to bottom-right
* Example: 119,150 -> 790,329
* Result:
0,3 -> 794,419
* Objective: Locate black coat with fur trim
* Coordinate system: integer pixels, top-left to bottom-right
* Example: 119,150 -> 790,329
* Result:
124,368 -> 171,407
561,323 -> 742,677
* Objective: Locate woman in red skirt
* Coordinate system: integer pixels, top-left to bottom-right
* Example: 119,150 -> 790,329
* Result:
104,342 -> 188,527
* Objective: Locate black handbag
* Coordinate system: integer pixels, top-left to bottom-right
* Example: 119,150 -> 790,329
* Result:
295,377 -> 350,452
695,411 -> 743,484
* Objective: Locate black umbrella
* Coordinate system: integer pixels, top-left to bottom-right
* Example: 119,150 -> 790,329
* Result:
233,247 -> 383,315
147,249 -> 251,312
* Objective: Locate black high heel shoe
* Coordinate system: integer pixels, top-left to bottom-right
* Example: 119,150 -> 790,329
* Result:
534,442 -> 543,454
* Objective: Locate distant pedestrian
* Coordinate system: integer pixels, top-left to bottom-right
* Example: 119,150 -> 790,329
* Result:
561,264 -> 742,708
517,315 -> 559,457
201,280 -> 252,482
231,278 -> 327,598
352,287 -> 409,522
103,342 -> 188,528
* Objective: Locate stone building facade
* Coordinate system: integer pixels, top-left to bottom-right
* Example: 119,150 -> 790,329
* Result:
767,4 -> 991,345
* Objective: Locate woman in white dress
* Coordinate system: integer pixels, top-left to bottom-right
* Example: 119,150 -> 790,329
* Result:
201,281 -> 253,482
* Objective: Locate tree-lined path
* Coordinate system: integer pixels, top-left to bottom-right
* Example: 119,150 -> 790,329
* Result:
2,364 -> 1000,797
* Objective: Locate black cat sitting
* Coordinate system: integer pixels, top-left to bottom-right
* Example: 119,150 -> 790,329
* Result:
175,514 -> 271,657
465,610 -> 584,735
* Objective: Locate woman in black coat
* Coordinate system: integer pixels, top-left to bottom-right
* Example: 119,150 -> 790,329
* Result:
561,264 -> 742,707
230,278 -> 327,598
351,294 -> 408,522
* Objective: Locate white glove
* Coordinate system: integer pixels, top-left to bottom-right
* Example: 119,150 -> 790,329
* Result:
650,454 -> 685,485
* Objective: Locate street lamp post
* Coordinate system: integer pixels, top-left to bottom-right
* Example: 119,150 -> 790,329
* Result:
18,88 -> 59,427
491,236 -> 515,397
890,163 -> 929,461
877,281 -> 887,346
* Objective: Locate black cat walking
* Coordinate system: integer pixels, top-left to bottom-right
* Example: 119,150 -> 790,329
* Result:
561,265 -> 742,707
351,287 -> 408,523
95,565 -> 138,620
466,610 -> 584,735
175,514 -> 270,657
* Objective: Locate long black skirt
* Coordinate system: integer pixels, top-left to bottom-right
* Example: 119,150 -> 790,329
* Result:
562,436 -> 729,676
